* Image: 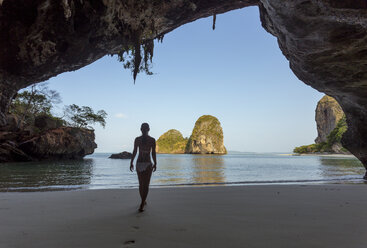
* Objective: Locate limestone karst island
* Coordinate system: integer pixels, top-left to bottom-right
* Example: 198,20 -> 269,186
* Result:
156,115 -> 227,154
294,95 -> 349,155
1,1 -> 367,248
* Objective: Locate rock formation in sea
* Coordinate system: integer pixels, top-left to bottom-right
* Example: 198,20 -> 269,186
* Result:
156,129 -> 187,154
109,151 -> 132,159
186,115 -> 226,154
1,1 -> 367,169
294,95 -> 349,154
315,96 -> 344,144
0,114 -> 96,162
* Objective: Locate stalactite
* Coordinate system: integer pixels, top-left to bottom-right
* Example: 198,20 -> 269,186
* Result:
116,31 -> 163,82
144,39 -> 154,65
212,14 -> 216,30
133,32 -> 142,83
157,34 -> 164,43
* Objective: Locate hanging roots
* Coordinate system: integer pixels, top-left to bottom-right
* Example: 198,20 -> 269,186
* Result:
133,34 -> 142,82
212,14 -> 216,30
115,29 -> 168,83
117,36 -> 155,83
157,34 -> 164,43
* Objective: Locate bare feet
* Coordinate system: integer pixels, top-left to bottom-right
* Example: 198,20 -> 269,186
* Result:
139,203 -> 145,212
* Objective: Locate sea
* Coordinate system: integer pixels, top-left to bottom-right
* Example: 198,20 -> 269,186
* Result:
0,152 -> 365,192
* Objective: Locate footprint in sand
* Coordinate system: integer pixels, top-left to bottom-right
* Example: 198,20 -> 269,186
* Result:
131,226 -> 140,231
123,240 -> 135,247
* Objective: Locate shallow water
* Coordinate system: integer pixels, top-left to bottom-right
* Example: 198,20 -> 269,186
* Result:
0,153 -> 365,192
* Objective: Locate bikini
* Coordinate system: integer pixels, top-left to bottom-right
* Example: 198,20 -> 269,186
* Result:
136,162 -> 153,172
136,148 -> 153,172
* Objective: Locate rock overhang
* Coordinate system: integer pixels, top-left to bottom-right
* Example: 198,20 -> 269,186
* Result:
1,0 -> 367,170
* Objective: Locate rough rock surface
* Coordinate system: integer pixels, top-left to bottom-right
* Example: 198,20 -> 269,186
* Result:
0,140 -> 32,162
109,151 -> 132,159
330,142 -> 348,155
156,129 -> 187,154
0,0 -> 257,127
1,1 -> 367,168
0,126 -> 96,162
0,113 -> 95,162
186,115 -> 226,154
18,127 -> 96,160
315,95 -> 344,143
259,0 -> 367,167
294,96 -> 350,155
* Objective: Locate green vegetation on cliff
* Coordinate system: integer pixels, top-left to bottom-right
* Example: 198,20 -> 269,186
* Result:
186,115 -> 226,154
64,104 -> 107,129
190,115 -> 223,140
315,95 -> 344,143
294,116 -> 348,154
10,83 -> 107,131
156,115 -> 226,154
156,129 -> 188,154
10,83 -> 61,127
326,115 -> 347,146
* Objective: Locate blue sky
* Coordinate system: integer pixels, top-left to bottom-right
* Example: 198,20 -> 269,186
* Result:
46,6 -> 323,153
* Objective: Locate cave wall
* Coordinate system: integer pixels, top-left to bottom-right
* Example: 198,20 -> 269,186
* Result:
259,0 -> 367,166
1,0 -> 367,168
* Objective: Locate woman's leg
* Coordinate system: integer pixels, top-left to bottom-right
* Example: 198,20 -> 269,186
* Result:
137,171 -> 144,202
139,168 -> 153,211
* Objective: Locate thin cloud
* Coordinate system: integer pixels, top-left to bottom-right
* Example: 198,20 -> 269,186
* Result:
115,113 -> 127,119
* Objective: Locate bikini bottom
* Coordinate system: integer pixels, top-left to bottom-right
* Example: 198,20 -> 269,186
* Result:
136,162 -> 152,173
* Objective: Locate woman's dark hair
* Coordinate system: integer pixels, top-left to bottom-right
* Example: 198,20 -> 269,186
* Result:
141,123 -> 150,144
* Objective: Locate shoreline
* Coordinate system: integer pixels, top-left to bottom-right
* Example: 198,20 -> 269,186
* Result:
279,153 -> 356,158
1,185 -> 367,247
1,176 -> 365,193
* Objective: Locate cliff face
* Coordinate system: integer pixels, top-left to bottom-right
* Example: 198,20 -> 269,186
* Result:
0,114 -> 97,162
259,1 -> 367,166
19,127 -> 96,160
156,129 -> 187,154
1,1 -> 367,168
186,115 -> 226,154
315,96 -> 344,143
294,96 -> 349,155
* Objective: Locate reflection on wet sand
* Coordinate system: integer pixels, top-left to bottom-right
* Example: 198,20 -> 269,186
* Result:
319,157 -> 365,178
0,159 -> 93,191
192,155 -> 225,184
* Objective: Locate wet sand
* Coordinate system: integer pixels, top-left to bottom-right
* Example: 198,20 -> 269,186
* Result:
1,185 -> 367,248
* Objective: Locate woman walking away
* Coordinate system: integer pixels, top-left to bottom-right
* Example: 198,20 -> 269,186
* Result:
130,123 -> 157,212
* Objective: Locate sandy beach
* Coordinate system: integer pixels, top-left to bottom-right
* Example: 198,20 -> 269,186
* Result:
1,185 -> 367,248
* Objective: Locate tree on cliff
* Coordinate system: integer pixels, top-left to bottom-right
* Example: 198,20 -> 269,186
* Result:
10,82 -> 61,125
10,83 -> 107,130
64,104 -> 107,129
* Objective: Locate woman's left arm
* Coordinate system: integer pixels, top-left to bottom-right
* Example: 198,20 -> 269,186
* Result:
152,139 -> 157,172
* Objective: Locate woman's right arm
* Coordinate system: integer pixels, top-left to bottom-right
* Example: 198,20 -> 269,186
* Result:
130,138 -> 138,172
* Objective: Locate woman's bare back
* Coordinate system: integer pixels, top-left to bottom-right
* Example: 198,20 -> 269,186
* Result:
136,135 -> 155,163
